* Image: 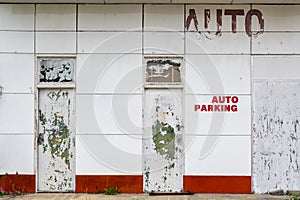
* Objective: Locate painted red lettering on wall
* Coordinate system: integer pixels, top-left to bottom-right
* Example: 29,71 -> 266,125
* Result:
185,8 -> 264,38
194,96 -> 239,112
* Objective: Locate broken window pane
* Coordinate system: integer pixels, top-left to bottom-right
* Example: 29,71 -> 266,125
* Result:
40,59 -> 74,82
146,59 -> 182,83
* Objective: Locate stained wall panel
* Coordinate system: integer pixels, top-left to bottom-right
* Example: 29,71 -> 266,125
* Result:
253,82 -> 300,193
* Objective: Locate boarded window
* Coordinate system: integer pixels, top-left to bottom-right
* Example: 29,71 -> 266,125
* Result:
39,59 -> 74,83
145,58 -> 182,84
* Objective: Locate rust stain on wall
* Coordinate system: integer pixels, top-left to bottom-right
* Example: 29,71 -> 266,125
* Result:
253,82 -> 300,193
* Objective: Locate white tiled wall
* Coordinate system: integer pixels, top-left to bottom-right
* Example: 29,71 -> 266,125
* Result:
185,55 -> 251,94
0,32 -> 34,53
0,135 -> 34,174
78,32 -> 142,54
0,4 -> 34,30
253,56 -> 300,80
36,4 -> 76,31
1,3 -> 299,178
77,54 -> 143,93
77,95 -> 142,135
144,5 -> 184,31
0,4 -> 35,174
78,5 -> 142,31
252,5 -> 300,31
252,32 -> 300,54
185,135 -> 251,175
0,54 -> 34,93
36,32 -> 76,53
186,32 -> 250,55
144,32 -> 184,54
0,94 -> 34,135
76,135 -> 142,174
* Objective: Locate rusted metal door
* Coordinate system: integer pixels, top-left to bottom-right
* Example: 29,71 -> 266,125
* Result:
37,89 -> 75,192
37,58 -> 76,192
144,89 -> 184,192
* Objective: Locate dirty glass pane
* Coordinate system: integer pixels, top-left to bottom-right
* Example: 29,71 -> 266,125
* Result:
40,59 -> 74,82
146,59 -> 181,83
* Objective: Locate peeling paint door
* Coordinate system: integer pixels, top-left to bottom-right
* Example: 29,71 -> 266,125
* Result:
143,89 -> 184,192
37,89 -> 75,192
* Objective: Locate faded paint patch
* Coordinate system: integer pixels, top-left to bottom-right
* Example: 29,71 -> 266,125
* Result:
146,59 -> 181,83
38,89 -> 75,192
144,90 -> 184,192
185,8 -> 264,39
253,82 -> 300,193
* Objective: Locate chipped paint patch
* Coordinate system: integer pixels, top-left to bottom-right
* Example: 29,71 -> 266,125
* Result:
152,120 -> 176,160
40,59 -> 74,82
38,89 -> 75,192
145,59 -> 181,83
253,82 -> 300,193
144,89 -> 184,192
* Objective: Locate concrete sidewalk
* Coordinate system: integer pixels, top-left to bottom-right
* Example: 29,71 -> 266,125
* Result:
0,193 -> 293,200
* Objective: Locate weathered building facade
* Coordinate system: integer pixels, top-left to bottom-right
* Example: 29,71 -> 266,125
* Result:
0,0 -> 300,194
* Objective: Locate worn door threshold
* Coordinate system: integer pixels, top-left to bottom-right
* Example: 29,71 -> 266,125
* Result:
149,191 -> 194,196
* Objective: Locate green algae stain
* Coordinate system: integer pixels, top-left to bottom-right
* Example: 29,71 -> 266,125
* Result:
152,120 -> 176,160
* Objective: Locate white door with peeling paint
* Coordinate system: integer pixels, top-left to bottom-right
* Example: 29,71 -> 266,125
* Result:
37,58 -> 76,192
144,89 -> 184,192
38,89 -> 75,192
143,57 -> 184,192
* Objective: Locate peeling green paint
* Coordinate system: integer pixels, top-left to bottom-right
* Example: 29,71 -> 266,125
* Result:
38,88 -> 75,192
39,111 -> 72,169
144,90 -> 184,192
152,120 -> 176,160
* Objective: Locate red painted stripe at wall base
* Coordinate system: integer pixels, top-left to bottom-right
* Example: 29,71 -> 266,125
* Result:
0,174 -> 35,194
183,176 -> 251,194
76,175 -> 143,193
0,174 -> 250,194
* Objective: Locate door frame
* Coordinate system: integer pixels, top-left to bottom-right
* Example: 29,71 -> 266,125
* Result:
35,55 -> 76,192
142,55 -> 184,192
